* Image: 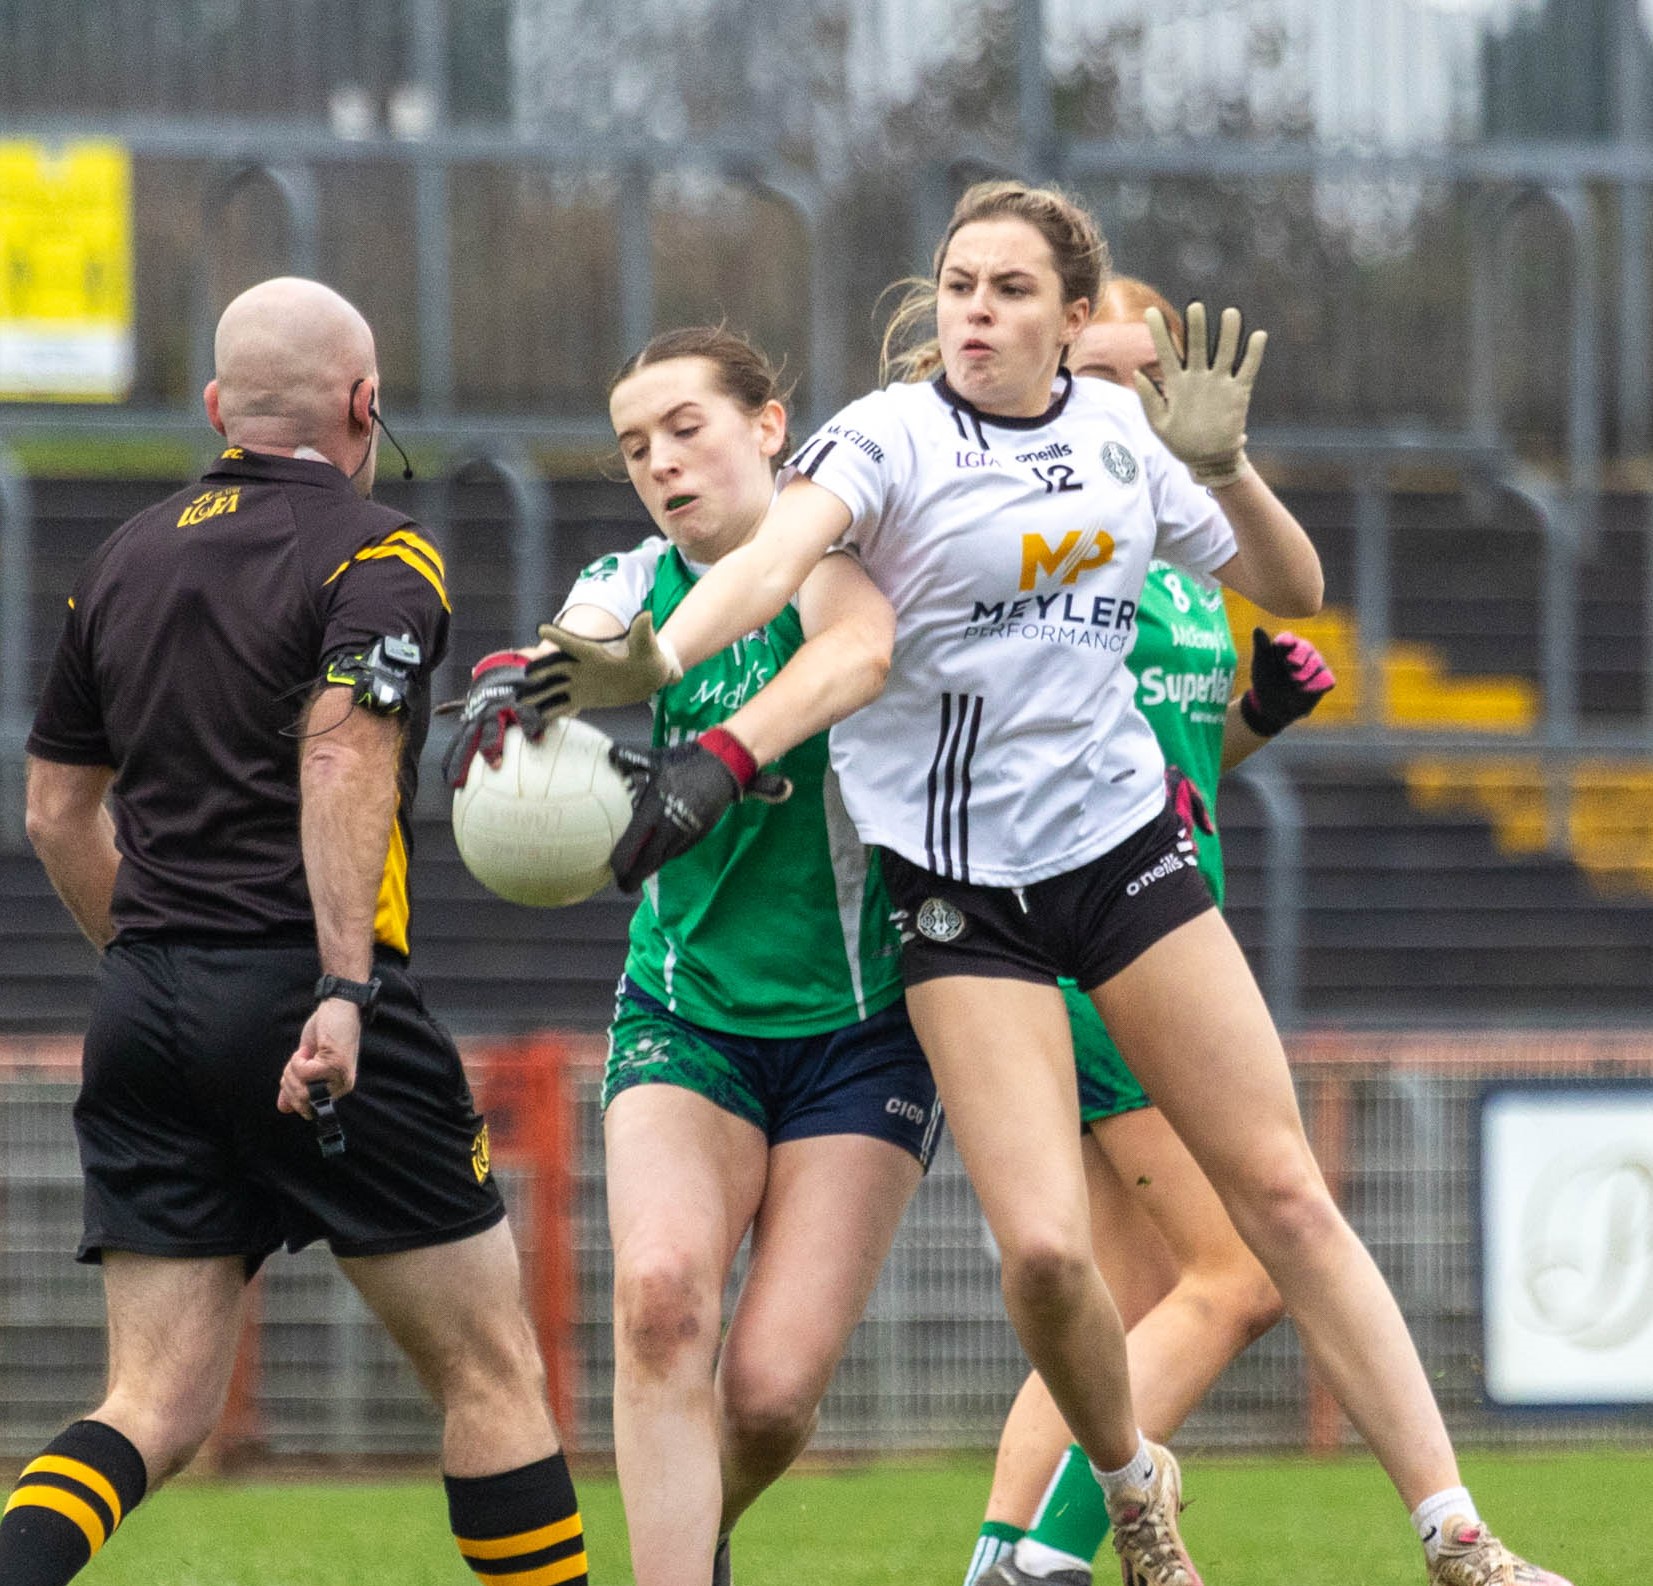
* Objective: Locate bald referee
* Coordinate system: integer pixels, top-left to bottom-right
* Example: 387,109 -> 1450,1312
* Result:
3,278 -> 587,1586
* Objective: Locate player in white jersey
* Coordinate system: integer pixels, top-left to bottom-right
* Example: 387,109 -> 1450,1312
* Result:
966,279 -> 1298,1586
524,183 -> 1571,1586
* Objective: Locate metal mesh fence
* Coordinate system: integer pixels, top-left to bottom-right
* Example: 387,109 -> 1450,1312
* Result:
3,1033 -> 1652,1459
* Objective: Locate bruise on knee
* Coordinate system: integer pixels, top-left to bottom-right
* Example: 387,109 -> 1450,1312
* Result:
615,1262 -> 717,1380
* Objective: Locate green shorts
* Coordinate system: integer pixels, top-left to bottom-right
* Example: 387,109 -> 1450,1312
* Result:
1062,980 -> 1150,1125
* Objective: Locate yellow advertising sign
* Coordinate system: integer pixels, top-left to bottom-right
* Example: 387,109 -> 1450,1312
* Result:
0,140 -> 134,401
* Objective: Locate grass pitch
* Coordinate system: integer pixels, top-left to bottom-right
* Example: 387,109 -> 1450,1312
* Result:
68,1448 -> 1645,1584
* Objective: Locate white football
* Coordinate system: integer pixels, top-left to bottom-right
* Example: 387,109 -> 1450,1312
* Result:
451,717 -> 635,907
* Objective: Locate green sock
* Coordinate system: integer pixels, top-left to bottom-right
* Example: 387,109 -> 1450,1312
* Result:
964,1520 -> 1025,1586
1026,1443 -> 1111,1562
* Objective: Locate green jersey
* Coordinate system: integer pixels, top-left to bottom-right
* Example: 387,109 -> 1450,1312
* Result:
564,538 -> 904,1037
1129,560 -> 1238,905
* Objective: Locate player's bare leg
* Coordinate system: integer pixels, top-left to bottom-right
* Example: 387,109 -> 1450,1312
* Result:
603,1085 -> 769,1586
981,1133 -> 1178,1535
976,1117 -> 1283,1583
346,1218 -> 589,1586
1094,908 -> 1461,1507
0,1254 -> 247,1586
1091,1106 -> 1284,1436
1101,927 -> 1574,1583
342,1220 -> 557,1472
911,975 -> 1200,1584
715,1132 -> 923,1529
94,1252 -> 249,1482
908,976 -> 1137,1467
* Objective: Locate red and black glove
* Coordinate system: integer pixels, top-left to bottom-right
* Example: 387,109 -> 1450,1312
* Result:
1239,627 -> 1336,737
608,728 -> 791,893
439,650 -> 547,788
1164,764 -> 1214,838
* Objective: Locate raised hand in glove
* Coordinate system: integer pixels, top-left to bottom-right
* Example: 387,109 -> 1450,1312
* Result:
521,612 -> 683,716
439,650 -> 545,788
1239,627 -> 1336,737
1164,763 -> 1214,838
1137,301 -> 1265,489
608,728 -> 792,892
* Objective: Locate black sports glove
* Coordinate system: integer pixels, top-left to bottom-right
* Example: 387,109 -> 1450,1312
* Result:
608,728 -> 791,892
438,650 -> 547,788
1164,763 -> 1214,837
1239,627 -> 1336,737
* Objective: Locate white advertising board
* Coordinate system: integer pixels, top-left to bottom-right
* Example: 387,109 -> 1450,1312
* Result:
1481,1084 -> 1653,1406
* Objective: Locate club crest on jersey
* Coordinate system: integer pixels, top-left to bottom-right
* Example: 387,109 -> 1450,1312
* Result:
1101,441 -> 1138,484
916,897 -> 966,943
471,1123 -> 492,1184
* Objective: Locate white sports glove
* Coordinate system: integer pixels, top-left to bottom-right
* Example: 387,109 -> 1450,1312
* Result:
1136,302 -> 1264,490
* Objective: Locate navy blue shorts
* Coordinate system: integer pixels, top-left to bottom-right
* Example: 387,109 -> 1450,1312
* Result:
605,979 -> 944,1169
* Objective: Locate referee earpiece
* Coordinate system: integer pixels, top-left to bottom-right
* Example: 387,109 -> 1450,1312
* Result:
367,393 -> 415,482
347,377 -> 415,482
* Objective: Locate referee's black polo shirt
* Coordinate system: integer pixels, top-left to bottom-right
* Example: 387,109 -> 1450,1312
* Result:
27,448 -> 450,955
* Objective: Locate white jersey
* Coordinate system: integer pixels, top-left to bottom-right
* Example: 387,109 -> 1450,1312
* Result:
780,372 -> 1237,886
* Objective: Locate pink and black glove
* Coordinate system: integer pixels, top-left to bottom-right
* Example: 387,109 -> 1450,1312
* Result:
608,728 -> 791,892
1164,764 -> 1214,838
1239,627 -> 1336,737
439,650 -> 547,787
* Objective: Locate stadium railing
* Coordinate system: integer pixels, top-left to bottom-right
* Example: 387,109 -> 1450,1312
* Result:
5,1031 -> 1651,1460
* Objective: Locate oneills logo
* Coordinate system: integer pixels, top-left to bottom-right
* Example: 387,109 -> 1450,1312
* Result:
1019,528 -> 1115,590
471,1123 -> 492,1184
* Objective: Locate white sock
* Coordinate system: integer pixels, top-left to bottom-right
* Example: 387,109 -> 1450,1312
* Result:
1011,1537 -> 1093,1578
964,1534 -> 1017,1586
1091,1433 -> 1156,1507
1411,1487 -> 1479,1562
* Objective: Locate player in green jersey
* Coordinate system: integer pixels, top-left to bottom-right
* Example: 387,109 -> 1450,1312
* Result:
461,328 -> 938,1586
968,280 -> 1336,1586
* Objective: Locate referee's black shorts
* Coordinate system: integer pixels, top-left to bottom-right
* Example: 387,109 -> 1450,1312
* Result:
881,798 -> 1216,992
74,937 -> 505,1272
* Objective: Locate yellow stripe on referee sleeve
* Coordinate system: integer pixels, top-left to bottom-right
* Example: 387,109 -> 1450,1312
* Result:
383,528 -> 446,582
350,545 -> 450,611
456,1512 -> 584,1560
374,808 -> 410,956
472,1550 -> 588,1586
4,1486 -> 108,1554
18,1456 -> 124,1528
321,556 -> 352,587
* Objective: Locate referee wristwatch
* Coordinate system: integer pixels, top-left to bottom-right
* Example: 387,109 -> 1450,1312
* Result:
314,973 -> 382,1022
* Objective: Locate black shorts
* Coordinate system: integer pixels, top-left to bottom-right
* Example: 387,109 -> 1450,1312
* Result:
881,800 -> 1216,991
75,938 -> 505,1272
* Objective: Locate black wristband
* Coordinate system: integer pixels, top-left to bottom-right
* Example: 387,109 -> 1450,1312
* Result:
314,973 -> 382,1021
1239,690 -> 1285,738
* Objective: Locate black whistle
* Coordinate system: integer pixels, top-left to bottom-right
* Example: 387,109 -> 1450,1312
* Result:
308,1080 -> 347,1159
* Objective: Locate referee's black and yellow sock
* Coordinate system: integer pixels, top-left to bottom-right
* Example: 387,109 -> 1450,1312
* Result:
0,1419 -> 148,1586
446,1451 -> 588,1586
